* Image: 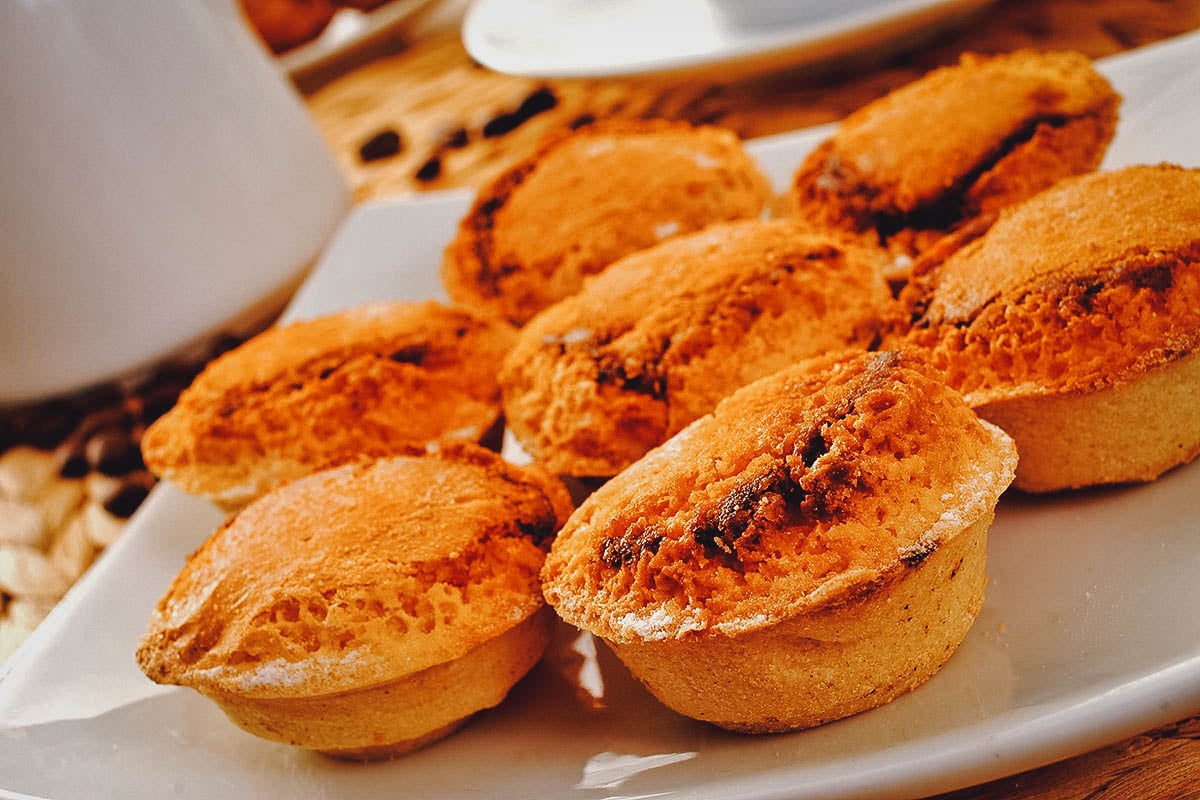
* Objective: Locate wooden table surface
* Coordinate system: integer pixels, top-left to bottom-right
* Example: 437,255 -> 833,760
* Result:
301,1 -> 1200,798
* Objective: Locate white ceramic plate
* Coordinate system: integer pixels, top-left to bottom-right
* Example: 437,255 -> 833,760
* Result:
279,0 -> 439,77
463,0 -> 994,78
2,31 -> 1200,800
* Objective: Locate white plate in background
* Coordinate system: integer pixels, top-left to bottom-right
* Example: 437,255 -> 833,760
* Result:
463,0 -> 994,78
2,30 -> 1199,800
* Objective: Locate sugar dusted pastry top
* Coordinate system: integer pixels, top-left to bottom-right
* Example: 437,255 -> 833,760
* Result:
141,300 -> 516,507
500,219 -> 893,477
442,119 -> 773,326
902,164 -> 1200,404
137,448 -> 572,699
788,50 -> 1119,258
541,350 -> 1017,643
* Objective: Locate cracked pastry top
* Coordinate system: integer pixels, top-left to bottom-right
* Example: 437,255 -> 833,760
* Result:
137,446 -> 572,701
900,164 -> 1200,406
499,219 -> 894,478
541,349 -> 1017,644
141,300 -> 515,509
441,119 -> 773,326
785,50 -> 1119,275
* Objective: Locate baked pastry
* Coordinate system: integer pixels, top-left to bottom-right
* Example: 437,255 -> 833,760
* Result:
141,300 -> 515,510
137,447 -> 572,759
541,349 -> 1017,732
786,50 -> 1119,282
240,0 -> 336,54
442,119 -> 774,326
500,219 -> 893,477
900,164 -> 1200,492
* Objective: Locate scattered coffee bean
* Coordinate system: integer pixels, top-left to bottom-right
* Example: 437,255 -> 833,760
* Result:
569,112 -> 597,130
483,111 -> 521,138
58,444 -> 89,479
441,126 -> 469,149
415,154 -> 442,182
483,86 -> 559,138
102,482 -> 150,519
17,401 -> 81,451
76,408 -> 134,441
359,128 -> 403,163
84,430 -> 142,476
518,86 -> 558,117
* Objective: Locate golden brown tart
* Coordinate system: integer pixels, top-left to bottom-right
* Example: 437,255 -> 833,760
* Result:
786,50 -> 1119,282
442,119 -> 773,326
141,300 -> 515,509
500,219 -> 893,477
137,447 -> 572,759
542,349 -> 1017,732
900,164 -> 1200,492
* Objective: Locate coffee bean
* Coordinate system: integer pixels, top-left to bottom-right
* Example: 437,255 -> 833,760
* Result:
569,113 -> 597,130
0,417 -> 14,456
359,128 -> 403,163
441,126 -> 469,149
482,86 -> 559,138
18,400 -> 81,450
102,482 -> 151,519
76,408 -> 134,441
482,113 -> 519,138
415,154 -> 442,182
85,431 -> 142,476
518,86 -> 558,117
58,444 -> 89,479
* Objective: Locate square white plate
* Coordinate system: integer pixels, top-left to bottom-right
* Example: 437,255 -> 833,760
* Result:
2,30 -> 1199,800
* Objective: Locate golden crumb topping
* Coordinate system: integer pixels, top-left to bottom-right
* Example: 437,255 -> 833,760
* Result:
541,350 -> 1016,642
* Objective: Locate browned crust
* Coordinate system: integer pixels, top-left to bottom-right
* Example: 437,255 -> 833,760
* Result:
899,165 -> 1200,402
141,300 -> 516,507
444,160 -> 538,302
137,448 -> 572,699
890,164 -> 1200,491
787,50 -> 1120,261
500,220 -> 895,477
541,349 -> 1017,643
441,119 -> 773,325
